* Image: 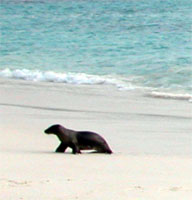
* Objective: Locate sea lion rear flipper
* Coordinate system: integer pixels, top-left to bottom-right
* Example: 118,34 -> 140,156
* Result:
71,144 -> 81,154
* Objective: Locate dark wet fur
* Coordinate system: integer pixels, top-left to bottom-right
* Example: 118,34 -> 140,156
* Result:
44,124 -> 112,154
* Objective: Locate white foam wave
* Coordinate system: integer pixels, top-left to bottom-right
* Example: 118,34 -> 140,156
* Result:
0,68 -> 133,89
1,68 -> 191,102
148,91 -> 192,102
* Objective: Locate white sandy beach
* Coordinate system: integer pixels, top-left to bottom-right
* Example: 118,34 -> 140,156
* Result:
0,77 -> 192,200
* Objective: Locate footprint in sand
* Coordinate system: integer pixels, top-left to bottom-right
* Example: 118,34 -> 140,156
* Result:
134,186 -> 144,191
169,186 -> 182,191
40,179 -> 50,184
5,179 -> 31,187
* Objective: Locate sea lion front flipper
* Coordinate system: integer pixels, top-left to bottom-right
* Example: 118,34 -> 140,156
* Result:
55,142 -> 67,153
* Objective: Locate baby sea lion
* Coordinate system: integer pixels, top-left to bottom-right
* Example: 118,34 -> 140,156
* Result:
44,124 -> 113,154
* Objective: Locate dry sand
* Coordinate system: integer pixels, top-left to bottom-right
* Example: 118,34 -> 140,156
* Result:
0,78 -> 192,200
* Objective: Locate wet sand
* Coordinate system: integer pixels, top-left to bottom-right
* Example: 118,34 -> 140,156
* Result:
0,78 -> 191,199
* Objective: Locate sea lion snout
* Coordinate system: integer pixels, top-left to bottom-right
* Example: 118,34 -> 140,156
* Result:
44,124 -> 61,134
44,128 -> 50,134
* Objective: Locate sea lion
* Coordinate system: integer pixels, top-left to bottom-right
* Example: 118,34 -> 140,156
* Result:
44,124 -> 113,154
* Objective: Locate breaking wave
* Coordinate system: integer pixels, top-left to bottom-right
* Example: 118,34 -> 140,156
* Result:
0,68 -> 191,102
0,68 -> 133,90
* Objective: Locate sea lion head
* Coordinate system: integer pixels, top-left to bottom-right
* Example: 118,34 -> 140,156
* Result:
44,124 -> 63,135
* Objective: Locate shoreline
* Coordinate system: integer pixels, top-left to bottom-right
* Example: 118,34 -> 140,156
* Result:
0,69 -> 191,102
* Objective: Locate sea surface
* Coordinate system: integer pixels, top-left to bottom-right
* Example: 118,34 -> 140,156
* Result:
0,0 -> 192,100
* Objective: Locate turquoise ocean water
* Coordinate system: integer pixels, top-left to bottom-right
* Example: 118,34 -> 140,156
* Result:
0,0 -> 192,99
